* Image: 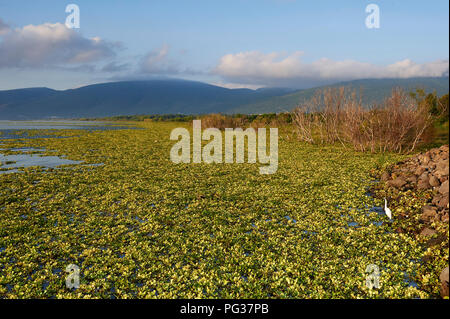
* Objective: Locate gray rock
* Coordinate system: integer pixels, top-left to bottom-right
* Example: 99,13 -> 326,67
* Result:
440,267 -> 449,298
439,180 -> 449,195
388,177 -> 407,189
415,166 -> 426,176
437,193 -> 449,208
421,205 -> 438,222
419,172 -> 429,181
421,155 -> 431,165
381,171 -> 390,181
417,179 -> 431,190
432,194 -> 442,206
420,227 -> 437,237
435,169 -> 449,179
429,175 -> 441,187
406,175 -> 418,184
436,160 -> 449,172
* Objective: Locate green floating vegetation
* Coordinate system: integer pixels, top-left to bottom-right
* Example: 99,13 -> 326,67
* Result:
0,122 -> 446,299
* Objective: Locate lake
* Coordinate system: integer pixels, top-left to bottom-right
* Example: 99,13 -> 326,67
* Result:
0,120 -> 124,173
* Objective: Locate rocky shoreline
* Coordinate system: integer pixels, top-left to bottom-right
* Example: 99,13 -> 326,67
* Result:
374,144 -> 449,298
382,145 -> 449,223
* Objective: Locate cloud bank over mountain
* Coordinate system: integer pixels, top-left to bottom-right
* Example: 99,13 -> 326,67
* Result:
214,51 -> 449,88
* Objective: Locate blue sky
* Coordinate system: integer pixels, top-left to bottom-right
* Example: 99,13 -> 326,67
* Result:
0,0 -> 448,90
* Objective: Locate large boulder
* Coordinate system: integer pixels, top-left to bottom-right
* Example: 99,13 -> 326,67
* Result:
419,227 -> 437,237
381,171 -> 390,181
421,155 -> 431,165
437,193 -> 449,209
421,205 -> 438,222
417,178 -> 431,190
388,177 -> 407,189
406,175 -> 418,184
439,180 -> 449,195
440,267 -> 449,298
429,175 -> 440,187
436,160 -> 449,172
415,166 -> 427,176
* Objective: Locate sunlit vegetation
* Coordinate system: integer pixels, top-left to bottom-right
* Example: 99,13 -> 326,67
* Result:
410,91 -> 449,148
199,113 -> 292,130
0,121 -> 447,298
292,88 -> 448,153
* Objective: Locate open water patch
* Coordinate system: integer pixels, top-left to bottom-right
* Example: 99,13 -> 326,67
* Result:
0,147 -> 104,174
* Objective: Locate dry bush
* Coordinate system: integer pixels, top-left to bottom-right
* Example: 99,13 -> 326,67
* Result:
248,116 -> 274,129
293,87 -> 357,144
376,89 -> 432,152
293,87 -> 433,153
201,113 -> 292,130
248,119 -> 268,129
349,89 -> 432,153
269,113 -> 292,127
292,103 -> 319,143
200,114 -> 248,130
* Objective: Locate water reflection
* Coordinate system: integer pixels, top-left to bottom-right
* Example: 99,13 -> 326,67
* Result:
0,121 -> 120,174
0,151 -> 83,174
0,120 -> 135,140
0,120 -> 129,130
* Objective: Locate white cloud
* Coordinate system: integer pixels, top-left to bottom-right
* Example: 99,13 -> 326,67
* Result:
0,18 -> 10,36
385,59 -> 449,78
214,51 -> 449,88
0,21 -> 120,68
210,81 -> 264,90
101,61 -> 130,73
138,44 -> 203,76
140,44 -> 179,74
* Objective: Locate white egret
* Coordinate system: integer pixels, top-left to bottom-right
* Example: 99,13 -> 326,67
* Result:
384,198 -> 392,220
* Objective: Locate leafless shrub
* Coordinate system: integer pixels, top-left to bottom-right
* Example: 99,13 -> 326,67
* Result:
293,87 -> 433,153
292,103 -> 318,144
293,87 -> 356,145
200,114 -> 247,130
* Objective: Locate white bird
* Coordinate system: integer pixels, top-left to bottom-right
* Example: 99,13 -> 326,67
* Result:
384,198 -> 392,220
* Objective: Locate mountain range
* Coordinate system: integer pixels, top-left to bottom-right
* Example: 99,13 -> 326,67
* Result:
0,77 -> 448,120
